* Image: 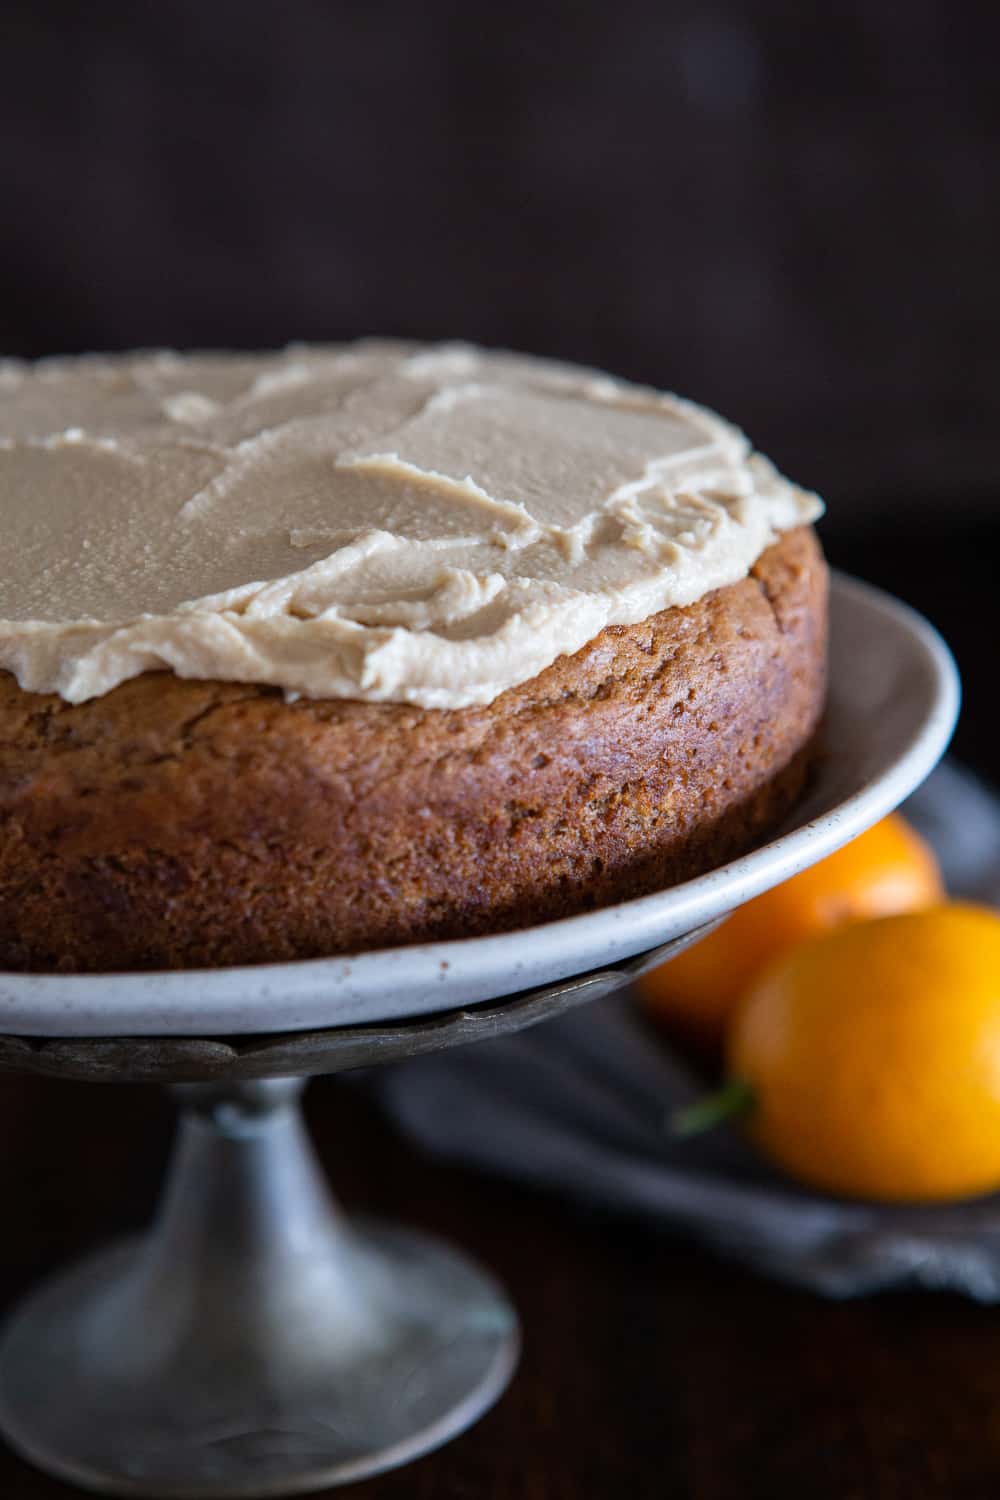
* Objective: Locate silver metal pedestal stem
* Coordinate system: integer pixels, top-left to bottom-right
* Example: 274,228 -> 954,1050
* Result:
0,1078 -> 519,1498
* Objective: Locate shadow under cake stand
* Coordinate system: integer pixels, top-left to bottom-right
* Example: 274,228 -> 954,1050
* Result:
0,574 -> 960,1499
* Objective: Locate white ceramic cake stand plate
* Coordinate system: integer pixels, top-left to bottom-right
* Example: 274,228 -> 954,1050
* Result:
0,573 -> 961,1040
0,574 -> 960,1500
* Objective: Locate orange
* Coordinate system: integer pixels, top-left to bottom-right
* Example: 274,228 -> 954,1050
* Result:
638,813 -> 943,1046
727,904 -> 1000,1202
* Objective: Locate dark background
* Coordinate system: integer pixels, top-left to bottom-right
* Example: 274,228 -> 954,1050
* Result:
1,0 -> 996,769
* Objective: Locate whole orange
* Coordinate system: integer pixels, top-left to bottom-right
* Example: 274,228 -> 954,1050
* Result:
638,813 -> 943,1046
728,904 -> 1000,1202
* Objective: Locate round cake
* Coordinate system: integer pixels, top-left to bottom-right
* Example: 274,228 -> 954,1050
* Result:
0,343 -> 827,972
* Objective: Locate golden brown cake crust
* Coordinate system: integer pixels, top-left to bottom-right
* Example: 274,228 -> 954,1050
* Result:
0,527 -> 827,973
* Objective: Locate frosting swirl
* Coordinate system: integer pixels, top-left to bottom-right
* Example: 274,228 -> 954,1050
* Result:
0,341 -> 823,706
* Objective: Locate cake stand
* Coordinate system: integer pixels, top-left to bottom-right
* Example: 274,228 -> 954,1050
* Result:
0,574 -> 959,1499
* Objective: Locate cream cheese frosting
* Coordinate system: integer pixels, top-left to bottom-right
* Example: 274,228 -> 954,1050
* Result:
0,341 -> 823,707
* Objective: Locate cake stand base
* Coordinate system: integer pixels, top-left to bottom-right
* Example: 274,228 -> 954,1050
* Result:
0,938 -> 717,1497
0,1078 -> 518,1498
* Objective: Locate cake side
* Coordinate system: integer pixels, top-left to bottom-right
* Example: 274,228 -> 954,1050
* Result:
0,527 -> 827,973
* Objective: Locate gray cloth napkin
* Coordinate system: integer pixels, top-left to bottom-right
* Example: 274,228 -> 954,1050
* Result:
375,761 -> 1000,1299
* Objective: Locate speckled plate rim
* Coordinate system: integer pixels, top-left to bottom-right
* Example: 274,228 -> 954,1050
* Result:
0,572 -> 961,1037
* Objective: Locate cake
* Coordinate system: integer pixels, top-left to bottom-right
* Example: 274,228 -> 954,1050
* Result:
0,343 -> 827,972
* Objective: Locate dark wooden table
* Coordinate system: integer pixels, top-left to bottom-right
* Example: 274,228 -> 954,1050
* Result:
3,1072 -> 1000,1500
2,521 -> 997,1500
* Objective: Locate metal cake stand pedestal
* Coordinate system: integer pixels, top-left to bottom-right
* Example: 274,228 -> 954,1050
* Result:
0,935 -> 707,1500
